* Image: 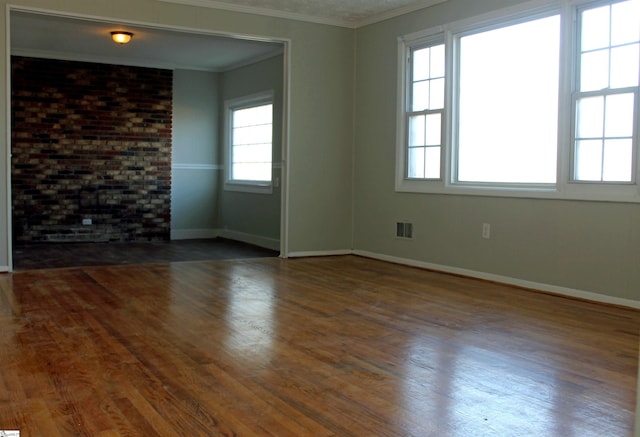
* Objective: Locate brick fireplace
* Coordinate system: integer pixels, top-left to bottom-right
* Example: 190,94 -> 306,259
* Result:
11,56 -> 172,242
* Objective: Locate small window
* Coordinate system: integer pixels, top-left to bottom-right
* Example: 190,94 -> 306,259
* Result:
225,92 -> 273,193
407,41 -> 445,179
573,0 -> 640,183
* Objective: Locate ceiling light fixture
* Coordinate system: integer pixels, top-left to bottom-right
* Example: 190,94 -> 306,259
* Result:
111,31 -> 133,44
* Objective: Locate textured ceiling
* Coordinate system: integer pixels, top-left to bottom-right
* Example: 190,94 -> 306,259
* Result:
159,0 -> 448,27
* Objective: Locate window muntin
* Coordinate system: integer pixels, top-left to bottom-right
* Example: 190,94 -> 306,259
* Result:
226,93 -> 273,191
398,0 -> 640,201
573,0 -> 639,183
407,42 -> 445,179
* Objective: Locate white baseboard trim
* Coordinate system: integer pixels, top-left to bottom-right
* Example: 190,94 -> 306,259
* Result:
171,229 -> 219,240
354,250 -> 640,310
287,249 -> 353,258
0,266 -> 9,273
218,229 -> 280,251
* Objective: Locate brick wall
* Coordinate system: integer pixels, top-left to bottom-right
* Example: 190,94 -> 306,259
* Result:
11,56 -> 172,242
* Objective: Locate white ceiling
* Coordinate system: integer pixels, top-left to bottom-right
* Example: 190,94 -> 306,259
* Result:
10,11 -> 284,72
10,0 -> 448,72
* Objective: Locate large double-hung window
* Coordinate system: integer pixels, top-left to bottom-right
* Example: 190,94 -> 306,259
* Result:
397,0 -> 640,201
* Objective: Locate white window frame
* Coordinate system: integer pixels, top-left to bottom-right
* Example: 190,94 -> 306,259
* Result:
224,91 -> 274,194
396,0 -> 640,202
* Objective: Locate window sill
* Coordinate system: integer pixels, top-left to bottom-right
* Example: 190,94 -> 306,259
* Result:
224,181 -> 273,195
395,179 -> 640,203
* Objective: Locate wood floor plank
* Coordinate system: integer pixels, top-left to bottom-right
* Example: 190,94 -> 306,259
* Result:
0,255 -> 637,436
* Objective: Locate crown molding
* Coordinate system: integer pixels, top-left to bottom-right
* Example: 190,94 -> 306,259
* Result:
157,0 -> 449,29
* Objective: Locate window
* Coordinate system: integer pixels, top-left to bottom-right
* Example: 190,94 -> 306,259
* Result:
408,41 -> 445,179
573,0 -> 640,182
457,15 -> 560,184
225,92 -> 273,193
398,0 -> 640,201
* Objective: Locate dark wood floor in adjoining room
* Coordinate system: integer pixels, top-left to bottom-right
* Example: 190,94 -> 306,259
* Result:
0,255 -> 638,436
12,238 -> 278,271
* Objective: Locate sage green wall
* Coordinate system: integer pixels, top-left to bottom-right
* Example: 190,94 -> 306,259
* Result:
0,0 -> 355,268
218,55 -> 283,249
353,0 -> 640,302
172,69 -> 219,238
285,26 -> 354,255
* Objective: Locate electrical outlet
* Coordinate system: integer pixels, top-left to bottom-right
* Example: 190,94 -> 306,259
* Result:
482,223 -> 490,239
396,222 -> 413,239
82,218 -> 92,226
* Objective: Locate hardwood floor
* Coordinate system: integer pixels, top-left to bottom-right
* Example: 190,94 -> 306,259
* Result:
0,255 -> 637,436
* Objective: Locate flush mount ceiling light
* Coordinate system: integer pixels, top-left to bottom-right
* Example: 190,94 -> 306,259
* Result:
110,31 -> 133,44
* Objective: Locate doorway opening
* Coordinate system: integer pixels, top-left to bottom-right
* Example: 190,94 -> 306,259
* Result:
8,8 -> 289,270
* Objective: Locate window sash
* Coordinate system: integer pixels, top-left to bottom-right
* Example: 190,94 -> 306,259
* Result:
571,88 -> 638,183
406,108 -> 444,179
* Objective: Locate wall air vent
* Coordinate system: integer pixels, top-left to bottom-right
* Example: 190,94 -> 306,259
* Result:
396,222 -> 413,239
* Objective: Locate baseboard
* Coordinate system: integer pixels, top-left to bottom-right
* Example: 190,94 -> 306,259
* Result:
218,229 -> 280,251
0,266 -> 9,273
354,250 -> 640,310
287,249 -> 353,258
171,228 -> 280,251
171,229 -> 219,240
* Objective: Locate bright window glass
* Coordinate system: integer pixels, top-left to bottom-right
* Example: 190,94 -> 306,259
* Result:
456,15 -> 561,184
230,103 -> 273,182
